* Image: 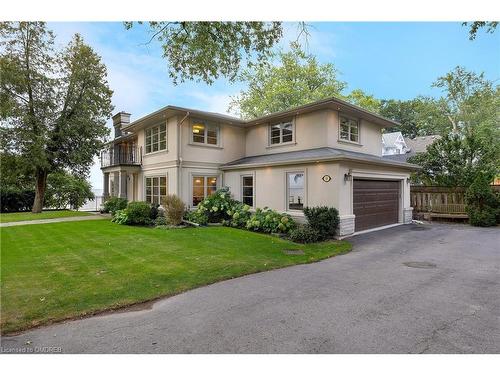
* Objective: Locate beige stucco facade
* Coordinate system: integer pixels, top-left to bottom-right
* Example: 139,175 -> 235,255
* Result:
101,98 -> 418,236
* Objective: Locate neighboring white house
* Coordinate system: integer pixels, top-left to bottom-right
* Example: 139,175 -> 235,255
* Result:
382,131 -> 409,156
101,96 -> 420,236
383,134 -> 441,162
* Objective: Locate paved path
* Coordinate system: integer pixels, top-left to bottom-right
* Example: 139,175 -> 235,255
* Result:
0,214 -> 109,227
1,223 -> 499,353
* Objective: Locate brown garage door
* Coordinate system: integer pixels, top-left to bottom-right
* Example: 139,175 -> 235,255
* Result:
353,179 -> 400,232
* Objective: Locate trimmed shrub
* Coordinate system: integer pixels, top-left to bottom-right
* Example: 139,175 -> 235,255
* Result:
303,206 -> 340,240
465,174 -> 498,227
111,209 -> 130,225
162,194 -> 186,225
126,201 -> 152,225
0,188 -> 35,212
288,225 -> 321,243
246,207 -> 296,234
154,215 -> 168,226
102,197 -> 128,214
468,206 -> 497,227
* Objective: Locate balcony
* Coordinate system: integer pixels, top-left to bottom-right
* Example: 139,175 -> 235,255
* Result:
100,145 -> 142,168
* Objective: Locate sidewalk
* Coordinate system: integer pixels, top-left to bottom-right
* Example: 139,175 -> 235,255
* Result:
0,214 -> 110,227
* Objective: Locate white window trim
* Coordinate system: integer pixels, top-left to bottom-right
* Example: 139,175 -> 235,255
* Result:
190,173 -> 221,207
268,117 -> 296,147
145,123 -> 168,155
190,118 -> 221,147
144,174 -> 168,205
338,114 -> 361,145
285,169 -> 307,212
240,173 -> 255,208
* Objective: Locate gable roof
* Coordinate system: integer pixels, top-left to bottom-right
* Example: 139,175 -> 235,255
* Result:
221,147 -> 420,171
121,95 -> 402,132
404,135 -> 441,153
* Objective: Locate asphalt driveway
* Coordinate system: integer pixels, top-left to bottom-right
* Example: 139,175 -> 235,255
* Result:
1,223 -> 499,353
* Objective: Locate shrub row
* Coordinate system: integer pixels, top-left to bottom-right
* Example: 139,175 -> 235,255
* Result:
0,188 -> 35,213
185,187 -> 341,242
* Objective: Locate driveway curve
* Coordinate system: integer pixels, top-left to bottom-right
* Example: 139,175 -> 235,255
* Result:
1,223 -> 499,353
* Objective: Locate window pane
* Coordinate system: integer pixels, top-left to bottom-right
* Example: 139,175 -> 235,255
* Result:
146,129 -> 151,137
146,194 -> 152,203
207,177 -> 217,187
152,143 -> 158,152
159,140 -> 166,150
288,172 -> 304,211
271,136 -> 281,144
146,144 -> 151,153
350,133 -> 359,142
242,176 -> 253,187
243,187 -> 253,196
207,177 -> 217,196
350,124 -> 359,135
146,178 -> 152,187
207,136 -> 217,145
192,123 -> 205,143
340,131 -> 349,140
242,196 -> 253,206
271,125 -> 281,138
341,124 -> 349,133
192,176 -> 205,206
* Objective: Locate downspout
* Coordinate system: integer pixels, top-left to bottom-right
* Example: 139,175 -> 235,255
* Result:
177,112 -> 190,198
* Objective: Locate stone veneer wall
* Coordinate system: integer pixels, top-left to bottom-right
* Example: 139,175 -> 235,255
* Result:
338,215 -> 355,237
404,207 -> 413,224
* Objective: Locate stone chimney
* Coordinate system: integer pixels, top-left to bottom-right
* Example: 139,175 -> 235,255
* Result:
112,112 -> 131,138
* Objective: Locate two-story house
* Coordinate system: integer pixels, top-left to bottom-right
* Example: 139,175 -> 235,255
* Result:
101,96 -> 419,236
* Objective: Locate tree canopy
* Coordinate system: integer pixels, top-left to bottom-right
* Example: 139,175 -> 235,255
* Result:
125,21 -> 284,85
463,22 -> 498,40
0,22 -> 113,212
228,43 -> 380,119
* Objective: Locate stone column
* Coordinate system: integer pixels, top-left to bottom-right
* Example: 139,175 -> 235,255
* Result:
112,171 -> 119,197
119,171 -> 127,199
103,172 -> 110,198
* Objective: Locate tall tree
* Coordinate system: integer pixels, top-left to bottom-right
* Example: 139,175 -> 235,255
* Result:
229,43 -> 348,118
125,21 -> 284,85
431,66 -> 499,136
379,97 -> 450,138
0,22 -> 113,212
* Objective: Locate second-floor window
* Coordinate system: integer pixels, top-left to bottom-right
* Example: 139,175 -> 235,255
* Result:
270,120 -> 293,145
145,124 -> 167,153
192,119 -> 219,145
339,116 -> 359,143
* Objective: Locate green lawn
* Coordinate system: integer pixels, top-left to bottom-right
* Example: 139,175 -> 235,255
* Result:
0,220 -> 351,334
0,210 -> 94,223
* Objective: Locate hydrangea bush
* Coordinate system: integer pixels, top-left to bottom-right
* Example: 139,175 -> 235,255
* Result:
186,187 -> 296,235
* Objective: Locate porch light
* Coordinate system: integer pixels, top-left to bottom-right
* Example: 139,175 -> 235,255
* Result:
344,171 -> 352,182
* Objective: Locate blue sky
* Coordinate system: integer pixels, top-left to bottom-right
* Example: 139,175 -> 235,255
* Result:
48,22 -> 499,189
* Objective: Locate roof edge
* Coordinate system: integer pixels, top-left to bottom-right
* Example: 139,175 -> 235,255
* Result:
220,154 -> 421,171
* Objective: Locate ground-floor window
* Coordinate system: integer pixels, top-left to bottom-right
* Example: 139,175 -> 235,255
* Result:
145,176 -> 167,205
192,176 -> 218,206
287,171 -> 305,210
241,175 -> 254,207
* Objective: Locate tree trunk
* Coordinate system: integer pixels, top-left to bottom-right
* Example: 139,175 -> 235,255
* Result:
32,169 -> 48,213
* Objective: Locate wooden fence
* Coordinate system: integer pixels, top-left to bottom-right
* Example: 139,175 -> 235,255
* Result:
410,185 -> 500,219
